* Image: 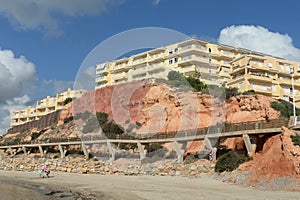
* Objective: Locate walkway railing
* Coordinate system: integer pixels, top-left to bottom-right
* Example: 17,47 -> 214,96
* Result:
0,118 -> 289,147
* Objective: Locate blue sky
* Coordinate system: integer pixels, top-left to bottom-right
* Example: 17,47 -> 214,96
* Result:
1,0 -> 300,133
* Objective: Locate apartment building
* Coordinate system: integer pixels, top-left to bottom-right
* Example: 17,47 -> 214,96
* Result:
95,38 -> 257,88
95,38 -> 300,106
228,55 -> 300,106
11,89 -> 86,127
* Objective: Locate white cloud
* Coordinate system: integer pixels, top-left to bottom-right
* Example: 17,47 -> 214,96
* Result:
0,49 -> 37,101
0,95 -> 32,135
218,25 -> 300,61
152,0 -> 161,6
0,0 -> 123,36
0,49 -> 37,134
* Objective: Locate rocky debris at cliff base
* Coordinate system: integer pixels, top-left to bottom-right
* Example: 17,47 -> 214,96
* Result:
239,127 -> 300,183
211,170 -> 300,191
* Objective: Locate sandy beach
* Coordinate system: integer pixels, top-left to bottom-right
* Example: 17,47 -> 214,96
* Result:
0,170 -> 299,200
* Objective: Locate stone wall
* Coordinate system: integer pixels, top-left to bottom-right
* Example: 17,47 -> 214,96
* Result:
7,110 -> 62,134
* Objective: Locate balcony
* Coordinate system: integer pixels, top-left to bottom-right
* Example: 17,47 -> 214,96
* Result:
251,86 -> 272,95
148,53 -> 164,63
130,65 -> 147,76
36,102 -> 46,109
131,73 -> 148,80
278,78 -> 291,86
147,63 -> 165,73
178,55 -> 210,67
179,44 -> 208,57
96,63 -> 108,70
95,76 -> 107,83
112,73 -> 127,81
247,73 -> 272,83
111,63 -> 128,73
130,57 -> 147,67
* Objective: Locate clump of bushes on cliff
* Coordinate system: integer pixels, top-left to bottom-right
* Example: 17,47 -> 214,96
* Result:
166,71 -> 240,99
215,150 -> 249,173
81,111 -> 124,137
270,99 -> 300,118
63,97 -> 73,105
291,135 -> 300,146
242,90 -> 256,95
141,143 -> 169,164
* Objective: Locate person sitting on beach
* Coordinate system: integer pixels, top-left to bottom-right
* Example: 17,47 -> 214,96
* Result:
38,169 -> 46,178
45,169 -> 50,178
38,165 -> 49,178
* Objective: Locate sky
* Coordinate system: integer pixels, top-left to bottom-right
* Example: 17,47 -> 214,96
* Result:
1,0 -> 300,134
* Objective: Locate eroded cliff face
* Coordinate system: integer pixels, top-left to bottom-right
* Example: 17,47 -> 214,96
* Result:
1,81 -> 281,144
66,82 -> 280,135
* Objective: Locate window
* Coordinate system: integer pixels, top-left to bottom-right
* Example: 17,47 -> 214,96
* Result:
169,50 -> 173,54
174,57 -> 178,63
169,59 -> 173,64
208,48 -> 211,53
268,62 -> 273,68
174,48 -> 178,53
279,64 -> 284,70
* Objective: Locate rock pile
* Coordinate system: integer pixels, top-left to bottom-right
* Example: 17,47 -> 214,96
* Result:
0,156 -> 215,177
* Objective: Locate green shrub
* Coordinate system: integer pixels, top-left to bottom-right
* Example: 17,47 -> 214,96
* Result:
73,111 -> 91,121
63,97 -> 73,105
291,135 -> 300,146
101,121 -> 124,135
82,117 -> 99,133
215,150 -> 249,173
270,99 -> 300,118
168,70 -> 186,82
166,150 -> 177,159
96,112 -> 109,125
225,87 -> 239,99
31,132 -> 42,140
64,116 -> 73,124
145,143 -> 163,153
119,143 -> 138,150
186,76 -> 208,92
242,90 -> 256,95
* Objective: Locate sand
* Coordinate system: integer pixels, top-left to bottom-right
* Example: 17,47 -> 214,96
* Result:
0,170 -> 299,200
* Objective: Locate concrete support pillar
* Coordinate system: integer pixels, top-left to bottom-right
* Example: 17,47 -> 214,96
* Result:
243,134 -> 253,157
212,147 -> 217,163
204,136 -> 212,150
8,147 -> 16,157
137,143 -> 147,160
251,136 -> 257,155
173,141 -> 184,163
106,141 -> 116,162
58,144 -> 67,159
38,145 -> 45,157
22,146 -> 27,155
81,143 -> 89,160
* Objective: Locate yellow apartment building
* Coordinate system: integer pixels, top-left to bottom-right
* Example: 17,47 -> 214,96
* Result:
95,38 -> 300,107
11,89 -> 86,127
95,38 -> 258,88
228,55 -> 300,106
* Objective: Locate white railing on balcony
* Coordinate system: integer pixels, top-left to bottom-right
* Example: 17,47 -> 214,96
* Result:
95,76 -> 106,82
195,45 -> 207,51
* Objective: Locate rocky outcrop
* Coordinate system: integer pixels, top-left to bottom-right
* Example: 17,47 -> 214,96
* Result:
239,127 -> 300,182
